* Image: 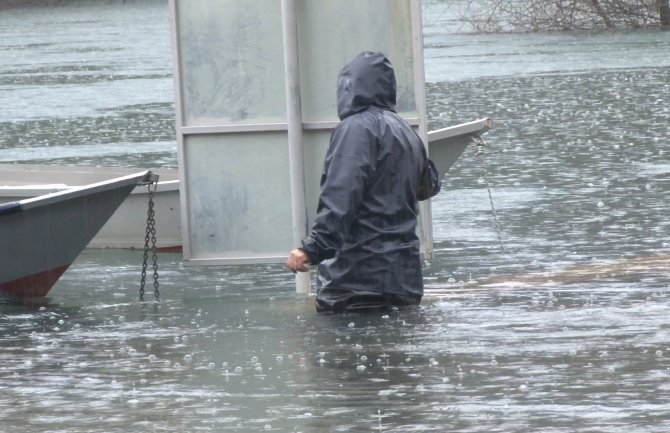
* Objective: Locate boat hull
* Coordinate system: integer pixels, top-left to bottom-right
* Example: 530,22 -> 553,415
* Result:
0,164 -> 181,251
427,118 -> 493,178
0,171 -> 152,298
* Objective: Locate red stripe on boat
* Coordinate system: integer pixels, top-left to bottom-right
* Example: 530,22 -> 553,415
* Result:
0,265 -> 70,298
156,245 -> 182,253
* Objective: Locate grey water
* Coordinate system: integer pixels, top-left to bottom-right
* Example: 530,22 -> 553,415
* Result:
2,1 -> 670,432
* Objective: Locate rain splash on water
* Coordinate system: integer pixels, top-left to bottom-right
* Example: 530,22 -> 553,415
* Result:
1,1 -> 670,432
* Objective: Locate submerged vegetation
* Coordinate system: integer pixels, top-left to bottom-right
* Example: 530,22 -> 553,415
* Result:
440,0 -> 669,32
4,0 -> 667,31
472,0 -> 670,31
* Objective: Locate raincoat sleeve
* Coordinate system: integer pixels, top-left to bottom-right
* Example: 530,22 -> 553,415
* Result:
418,158 -> 441,201
301,120 -> 375,265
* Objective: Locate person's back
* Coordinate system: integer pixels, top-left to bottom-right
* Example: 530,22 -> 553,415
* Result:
287,51 -> 441,312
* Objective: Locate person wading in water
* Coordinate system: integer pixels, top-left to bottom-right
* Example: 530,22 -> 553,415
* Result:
287,51 -> 441,313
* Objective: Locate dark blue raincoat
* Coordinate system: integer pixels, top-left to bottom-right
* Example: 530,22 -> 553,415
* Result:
301,51 -> 441,312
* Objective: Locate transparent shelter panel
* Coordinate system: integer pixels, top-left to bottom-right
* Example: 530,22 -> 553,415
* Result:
302,130 -> 331,223
296,0 -> 418,123
175,0 -> 286,126
183,132 -> 293,262
170,0 -> 431,269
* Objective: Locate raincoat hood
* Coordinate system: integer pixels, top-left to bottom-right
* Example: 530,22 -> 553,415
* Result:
336,51 -> 397,120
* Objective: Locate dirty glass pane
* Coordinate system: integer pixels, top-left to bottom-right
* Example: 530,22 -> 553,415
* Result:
184,133 -> 293,260
302,130 -> 331,220
176,0 -> 286,126
297,0 -> 417,122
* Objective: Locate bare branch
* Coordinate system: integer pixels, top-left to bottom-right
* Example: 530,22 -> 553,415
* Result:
455,0 -> 665,32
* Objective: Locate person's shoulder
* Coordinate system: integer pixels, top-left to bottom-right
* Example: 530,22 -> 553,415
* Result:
336,111 -> 375,130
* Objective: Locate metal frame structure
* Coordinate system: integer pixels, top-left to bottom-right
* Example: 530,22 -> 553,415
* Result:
169,0 -> 430,292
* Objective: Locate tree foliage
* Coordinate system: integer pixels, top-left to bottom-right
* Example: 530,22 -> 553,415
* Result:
459,0 -> 670,32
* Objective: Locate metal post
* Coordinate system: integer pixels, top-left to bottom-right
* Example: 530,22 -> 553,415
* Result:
281,0 -> 310,293
411,0 -> 434,260
168,0 -> 192,261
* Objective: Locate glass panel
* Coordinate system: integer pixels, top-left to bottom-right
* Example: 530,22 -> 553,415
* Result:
176,0 -> 286,126
297,0 -> 417,123
184,132 -> 293,260
302,130 -> 331,221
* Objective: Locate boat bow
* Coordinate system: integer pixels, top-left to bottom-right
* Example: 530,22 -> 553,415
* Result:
0,171 -> 155,298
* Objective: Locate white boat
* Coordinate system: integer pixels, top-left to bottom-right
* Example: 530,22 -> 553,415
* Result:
0,171 -> 156,299
0,164 -> 181,251
427,118 -> 493,178
0,118 -> 489,258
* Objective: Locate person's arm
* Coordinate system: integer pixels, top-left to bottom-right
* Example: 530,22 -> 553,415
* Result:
300,119 -> 375,265
418,158 -> 441,201
287,248 -> 311,273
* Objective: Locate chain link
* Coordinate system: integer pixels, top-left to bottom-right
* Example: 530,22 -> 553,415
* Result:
473,135 -> 505,252
140,182 -> 160,301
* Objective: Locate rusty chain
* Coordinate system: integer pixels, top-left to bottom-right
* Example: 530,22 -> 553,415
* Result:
140,181 -> 160,301
473,135 -> 505,252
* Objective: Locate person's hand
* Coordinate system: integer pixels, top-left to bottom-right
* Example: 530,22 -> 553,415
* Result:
287,249 -> 311,273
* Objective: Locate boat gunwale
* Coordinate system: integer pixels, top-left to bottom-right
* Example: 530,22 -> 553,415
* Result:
18,170 -> 152,210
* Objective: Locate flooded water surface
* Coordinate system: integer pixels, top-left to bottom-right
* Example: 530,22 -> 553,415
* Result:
1,2 -> 670,432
